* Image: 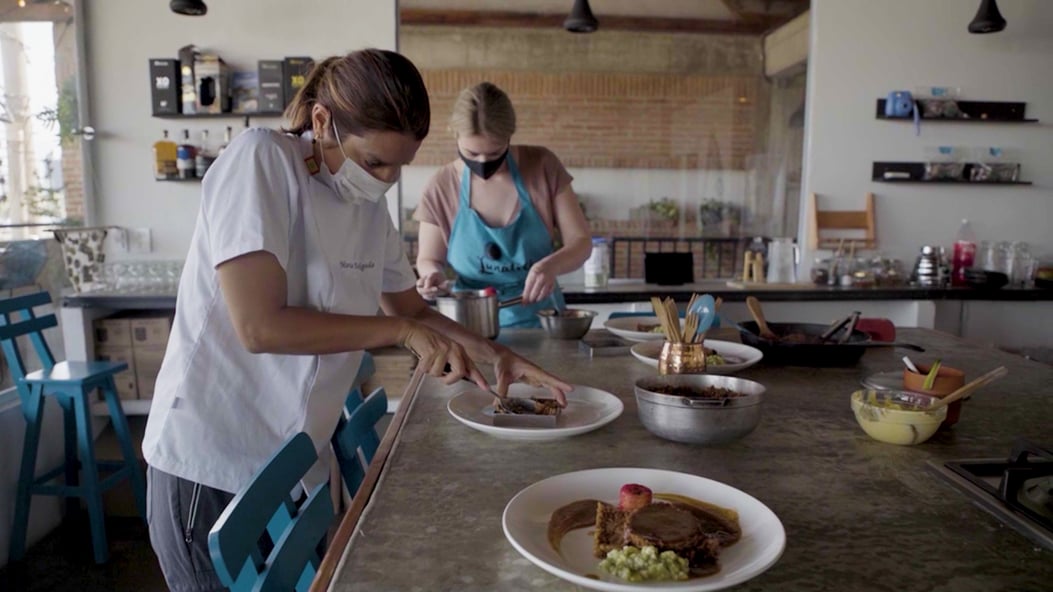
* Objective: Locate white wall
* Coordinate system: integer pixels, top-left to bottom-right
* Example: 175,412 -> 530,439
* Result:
800,0 -> 1053,272
84,0 -> 398,260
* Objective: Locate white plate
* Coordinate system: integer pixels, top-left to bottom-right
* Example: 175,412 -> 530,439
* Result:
502,467 -> 785,592
605,316 -> 685,342
629,340 -> 763,375
447,384 -> 623,441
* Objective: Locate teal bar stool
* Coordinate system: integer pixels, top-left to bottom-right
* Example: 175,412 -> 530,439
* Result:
0,291 -> 146,564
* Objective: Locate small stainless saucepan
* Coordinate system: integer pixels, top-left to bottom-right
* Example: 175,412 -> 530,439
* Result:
433,289 -> 522,339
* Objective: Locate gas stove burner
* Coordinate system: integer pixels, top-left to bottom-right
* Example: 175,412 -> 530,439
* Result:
928,438 -> 1053,551
1020,476 -> 1053,520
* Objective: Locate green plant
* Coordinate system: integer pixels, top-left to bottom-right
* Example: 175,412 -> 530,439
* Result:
648,198 -> 679,222
35,77 -> 79,143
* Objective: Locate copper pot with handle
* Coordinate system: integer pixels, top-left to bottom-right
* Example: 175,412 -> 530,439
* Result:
433,288 -> 522,339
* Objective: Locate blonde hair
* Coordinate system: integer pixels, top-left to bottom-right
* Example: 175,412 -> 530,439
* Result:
449,82 -> 516,141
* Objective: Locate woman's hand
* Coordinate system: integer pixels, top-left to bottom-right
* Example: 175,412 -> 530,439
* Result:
415,271 -> 450,300
523,261 -> 557,304
492,346 -> 573,406
399,320 -> 489,389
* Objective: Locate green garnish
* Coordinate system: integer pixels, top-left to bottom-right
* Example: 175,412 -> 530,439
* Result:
923,360 -> 942,390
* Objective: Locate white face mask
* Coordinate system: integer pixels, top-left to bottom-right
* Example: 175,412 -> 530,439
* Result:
327,120 -> 394,203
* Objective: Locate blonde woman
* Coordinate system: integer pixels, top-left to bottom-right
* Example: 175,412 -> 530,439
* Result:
414,82 -> 592,328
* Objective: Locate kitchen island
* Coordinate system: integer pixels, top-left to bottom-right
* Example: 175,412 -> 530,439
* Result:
59,284 -> 1053,380
315,328 -> 1050,592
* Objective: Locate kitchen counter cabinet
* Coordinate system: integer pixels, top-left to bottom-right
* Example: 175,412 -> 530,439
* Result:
316,328 -> 1051,592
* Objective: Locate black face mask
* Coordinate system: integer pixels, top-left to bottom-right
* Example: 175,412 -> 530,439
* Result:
460,149 -> 508,180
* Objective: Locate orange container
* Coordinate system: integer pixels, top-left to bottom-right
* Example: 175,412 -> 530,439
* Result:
902,364 -> 965,427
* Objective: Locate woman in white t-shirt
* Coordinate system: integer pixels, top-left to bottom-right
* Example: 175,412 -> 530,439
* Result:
142,49 -> 572,592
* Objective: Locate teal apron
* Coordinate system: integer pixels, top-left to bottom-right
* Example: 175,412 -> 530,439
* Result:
446,151 -> 565,328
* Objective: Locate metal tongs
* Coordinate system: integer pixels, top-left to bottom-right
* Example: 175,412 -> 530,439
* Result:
819,311 -> 862,344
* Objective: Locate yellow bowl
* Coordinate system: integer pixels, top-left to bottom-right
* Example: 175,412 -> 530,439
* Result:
850,389 -> 947,446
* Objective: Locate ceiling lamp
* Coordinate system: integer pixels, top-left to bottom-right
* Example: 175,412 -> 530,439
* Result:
968,0 -> 1006,34
564,0 -> 598,33
170,0 -> 207,16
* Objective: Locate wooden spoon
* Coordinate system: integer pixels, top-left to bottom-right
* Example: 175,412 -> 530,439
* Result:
927,366 -> 1008,410
745,296 -> 778,341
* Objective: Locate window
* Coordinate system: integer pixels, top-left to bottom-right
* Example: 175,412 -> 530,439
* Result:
0,0 -> 89,241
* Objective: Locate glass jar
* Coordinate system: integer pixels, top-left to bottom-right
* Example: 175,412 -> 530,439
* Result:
850,257 -> 876,288
811,258 -> 832,286
873,256 -> 906,286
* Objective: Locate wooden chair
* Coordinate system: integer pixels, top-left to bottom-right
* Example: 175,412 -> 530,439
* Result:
807,192 -> 877,250
0,291 -> 145,564
331,387 -> 388,497
208,432 -> 334,592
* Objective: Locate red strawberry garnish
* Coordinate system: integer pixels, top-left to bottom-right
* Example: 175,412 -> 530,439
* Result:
618,483 -> 653,511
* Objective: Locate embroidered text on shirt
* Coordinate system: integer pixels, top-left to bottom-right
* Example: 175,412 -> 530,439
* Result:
340,260 -> 376,271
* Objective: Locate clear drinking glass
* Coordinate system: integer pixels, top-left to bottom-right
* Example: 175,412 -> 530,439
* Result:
989,242 -> 1012,275
1010,242 -> 1033,286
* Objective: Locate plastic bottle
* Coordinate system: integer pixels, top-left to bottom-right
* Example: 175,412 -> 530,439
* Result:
951,219 -> 977,287
583,237 -> 609,289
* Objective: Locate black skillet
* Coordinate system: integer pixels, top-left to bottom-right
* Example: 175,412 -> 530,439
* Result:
738,321 -> 924,367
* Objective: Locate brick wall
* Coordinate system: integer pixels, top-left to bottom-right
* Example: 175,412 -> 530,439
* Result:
415,69 -> 764,170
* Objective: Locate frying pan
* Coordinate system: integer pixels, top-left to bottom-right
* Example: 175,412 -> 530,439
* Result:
738,321 -> 924,367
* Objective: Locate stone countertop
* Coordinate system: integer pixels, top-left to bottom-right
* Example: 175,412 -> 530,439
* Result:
59,283 -> 1053,309
328,328 -> 1051,591
560,281 -> 1053,303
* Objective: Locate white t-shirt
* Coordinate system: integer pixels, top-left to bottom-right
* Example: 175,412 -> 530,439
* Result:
142,128 -> 415,493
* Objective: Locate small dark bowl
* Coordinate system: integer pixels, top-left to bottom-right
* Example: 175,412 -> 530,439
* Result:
964,270 -> 1009,290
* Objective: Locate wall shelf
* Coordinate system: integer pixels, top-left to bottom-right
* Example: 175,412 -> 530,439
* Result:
872,161 -> 1031,185
872,178 -> 1032,185
152,111 -> 283,119
156,177 -> 200,183
875,99 -> 1038,123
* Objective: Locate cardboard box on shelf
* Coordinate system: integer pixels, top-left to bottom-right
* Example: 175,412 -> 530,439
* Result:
282,56 -> 314,108
149,58 -> 181,115
93,317 -> 132,348
130,315 -> 174,348
95,345 -> 138,400
134,346 -> 166,400
194,54 -> 233,114
258,60 -> 283,112
178,44 -> 199,115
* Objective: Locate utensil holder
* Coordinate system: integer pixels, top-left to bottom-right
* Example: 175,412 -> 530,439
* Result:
658,341 -> 707,375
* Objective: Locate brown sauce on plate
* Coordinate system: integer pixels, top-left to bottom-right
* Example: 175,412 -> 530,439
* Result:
547,492 -> 741,581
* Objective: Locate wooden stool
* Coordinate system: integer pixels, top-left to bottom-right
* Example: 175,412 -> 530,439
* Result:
807,192 -> 877,250
1,291 -> 146,564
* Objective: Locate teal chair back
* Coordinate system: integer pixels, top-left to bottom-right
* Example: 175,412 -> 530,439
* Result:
0,291 -> 58,385
331,387 -> 388,496
208,432 -> 333,592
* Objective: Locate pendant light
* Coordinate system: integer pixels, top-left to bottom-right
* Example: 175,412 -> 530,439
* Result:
564,0 -> 598,33
170,0 -> 207,16
968,0 -> 1006,34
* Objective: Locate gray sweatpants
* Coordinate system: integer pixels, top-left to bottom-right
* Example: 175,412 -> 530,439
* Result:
147,466 -> 234,592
